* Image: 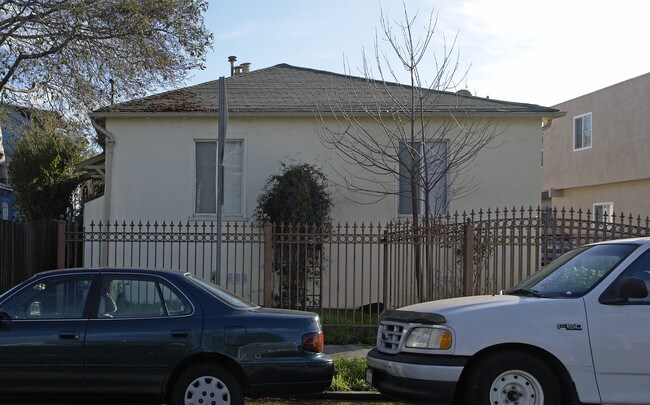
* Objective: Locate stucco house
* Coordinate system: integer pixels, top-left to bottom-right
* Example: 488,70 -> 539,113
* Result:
542,72 -> 650,220
83,63 -> 563,227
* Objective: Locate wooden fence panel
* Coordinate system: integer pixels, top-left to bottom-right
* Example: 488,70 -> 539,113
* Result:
0,219 -> 58,293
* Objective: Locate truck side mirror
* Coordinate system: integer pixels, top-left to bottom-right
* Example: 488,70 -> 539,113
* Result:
600,277 -> 648,305
619,277 -> 648,299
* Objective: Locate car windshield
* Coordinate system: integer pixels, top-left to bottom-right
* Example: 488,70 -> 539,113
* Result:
187,275 -> 257,309
506,243 -> 639,298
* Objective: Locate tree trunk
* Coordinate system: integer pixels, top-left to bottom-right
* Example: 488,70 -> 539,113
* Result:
0,125 -> 8,184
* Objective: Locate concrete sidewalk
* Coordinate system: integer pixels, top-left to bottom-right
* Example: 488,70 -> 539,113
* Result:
324,344 -> 372,359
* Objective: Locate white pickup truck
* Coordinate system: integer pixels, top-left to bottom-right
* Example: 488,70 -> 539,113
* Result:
366,237 -> 650,405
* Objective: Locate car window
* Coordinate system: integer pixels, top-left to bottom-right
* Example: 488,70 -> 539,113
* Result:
98,276 -> 191,318
187,275 -> 256,309
1,276 -> 93,320
160,282 -> 191,316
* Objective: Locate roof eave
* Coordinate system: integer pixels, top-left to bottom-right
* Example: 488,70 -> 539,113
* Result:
89,111 -> 220,119
90,109 -> 564,119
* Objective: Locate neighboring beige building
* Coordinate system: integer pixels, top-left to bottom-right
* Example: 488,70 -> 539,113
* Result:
542,73 -> 650,220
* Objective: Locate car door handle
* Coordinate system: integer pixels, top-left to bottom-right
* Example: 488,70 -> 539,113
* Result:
59,331 -> 79,340
171,330 -> 191,339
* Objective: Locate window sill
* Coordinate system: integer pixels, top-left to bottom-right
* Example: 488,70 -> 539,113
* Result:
188,214 -> 247,222
573,146 -> 592,152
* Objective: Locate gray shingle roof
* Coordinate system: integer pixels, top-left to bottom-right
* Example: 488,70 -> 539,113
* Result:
92,64 -> 562,117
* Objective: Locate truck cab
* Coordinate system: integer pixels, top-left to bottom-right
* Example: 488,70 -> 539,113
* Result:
366,238 -> 650,405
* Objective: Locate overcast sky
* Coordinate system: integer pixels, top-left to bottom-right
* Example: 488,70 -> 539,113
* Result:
186,0 -> 650,107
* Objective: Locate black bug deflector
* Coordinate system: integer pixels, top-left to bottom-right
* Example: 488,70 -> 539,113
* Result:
380,309 -> 447,325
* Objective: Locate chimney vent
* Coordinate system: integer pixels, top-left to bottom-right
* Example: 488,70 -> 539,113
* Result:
240,63 -> 251,73
228,55 -> 237,76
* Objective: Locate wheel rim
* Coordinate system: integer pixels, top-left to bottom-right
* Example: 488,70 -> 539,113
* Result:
489,369 -> 544,405
184,375 -> 231,405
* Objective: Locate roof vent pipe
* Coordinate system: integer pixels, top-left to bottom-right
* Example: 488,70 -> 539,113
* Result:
240,63 -> 251,73
228,56 -> 237,77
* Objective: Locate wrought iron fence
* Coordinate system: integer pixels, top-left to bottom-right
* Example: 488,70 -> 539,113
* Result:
62,207 -> 650,329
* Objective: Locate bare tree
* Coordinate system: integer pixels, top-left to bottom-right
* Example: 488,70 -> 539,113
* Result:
316,5 -> 503,299
0,0 -> 212,183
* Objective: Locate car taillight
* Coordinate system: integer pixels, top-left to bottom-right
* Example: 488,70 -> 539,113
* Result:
302,331 -> 325,353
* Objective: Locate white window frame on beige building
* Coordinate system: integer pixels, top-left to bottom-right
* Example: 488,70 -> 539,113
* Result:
573,112 -> 592,151
396,140 -> 450,219
593,202 -> 614,223
192,138 -> 245,219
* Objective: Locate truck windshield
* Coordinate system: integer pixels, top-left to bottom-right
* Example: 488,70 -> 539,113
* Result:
506,243 -> 638,298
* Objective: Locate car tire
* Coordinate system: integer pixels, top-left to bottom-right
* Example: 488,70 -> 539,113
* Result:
171,363 -> 243,405
460,350 -> 561,405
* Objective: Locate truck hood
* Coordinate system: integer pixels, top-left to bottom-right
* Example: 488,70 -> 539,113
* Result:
393,294 -> 590,370
397,294 -> 534,321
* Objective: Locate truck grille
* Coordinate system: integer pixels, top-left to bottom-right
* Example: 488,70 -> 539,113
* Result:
377,321 -> 406,354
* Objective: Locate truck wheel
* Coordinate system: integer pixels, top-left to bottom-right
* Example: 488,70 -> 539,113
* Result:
171,363 -> 243,405
461,350 -> 561,405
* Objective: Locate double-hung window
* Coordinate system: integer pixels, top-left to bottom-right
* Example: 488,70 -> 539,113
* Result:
195,140 -> 243,216
574,113 -> 592,151
593,202 -> 613,223
398,141 -> 449,217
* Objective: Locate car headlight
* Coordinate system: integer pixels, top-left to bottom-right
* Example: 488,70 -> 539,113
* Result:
405,327 -> 452,350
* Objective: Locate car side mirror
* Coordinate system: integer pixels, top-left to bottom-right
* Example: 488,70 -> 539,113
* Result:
601,277 -> 648,305
0,310 -> 11,321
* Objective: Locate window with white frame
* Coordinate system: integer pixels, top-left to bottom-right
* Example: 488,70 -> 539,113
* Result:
593,202 -> 613,223
574,113 -> 592,151
195,140 -> 243,216
398,141 -> 449,217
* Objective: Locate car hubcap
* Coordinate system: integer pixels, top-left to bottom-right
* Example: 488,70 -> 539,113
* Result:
184,376 -> 230,405
489,369 -> 544,405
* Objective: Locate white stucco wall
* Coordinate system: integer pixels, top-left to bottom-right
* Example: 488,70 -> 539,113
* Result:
80,114 -> 543,303
87,114 -> 542,225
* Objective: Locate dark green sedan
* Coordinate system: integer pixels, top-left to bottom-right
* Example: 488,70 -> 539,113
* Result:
0,268 -> 334,405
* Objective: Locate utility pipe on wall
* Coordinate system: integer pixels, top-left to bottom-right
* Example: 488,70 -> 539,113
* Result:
90,117 -> 115,267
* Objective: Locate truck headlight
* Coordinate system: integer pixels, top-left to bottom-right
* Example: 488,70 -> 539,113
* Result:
405,327 -> 452,350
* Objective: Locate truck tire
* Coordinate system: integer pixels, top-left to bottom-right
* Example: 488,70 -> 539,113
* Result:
171,363 -> 243,405
461,350 -> 561,405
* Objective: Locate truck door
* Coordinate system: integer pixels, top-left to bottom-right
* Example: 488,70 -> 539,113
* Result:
586,248 -> 650,404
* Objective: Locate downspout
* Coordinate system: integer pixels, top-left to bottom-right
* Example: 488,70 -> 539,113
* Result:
90,117 -> 115,267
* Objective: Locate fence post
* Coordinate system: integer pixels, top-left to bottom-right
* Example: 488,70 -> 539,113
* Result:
263,221 -> 273,307
57,217 -> 66,269
462,219 -> 474,296
382,229 -> 389,310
